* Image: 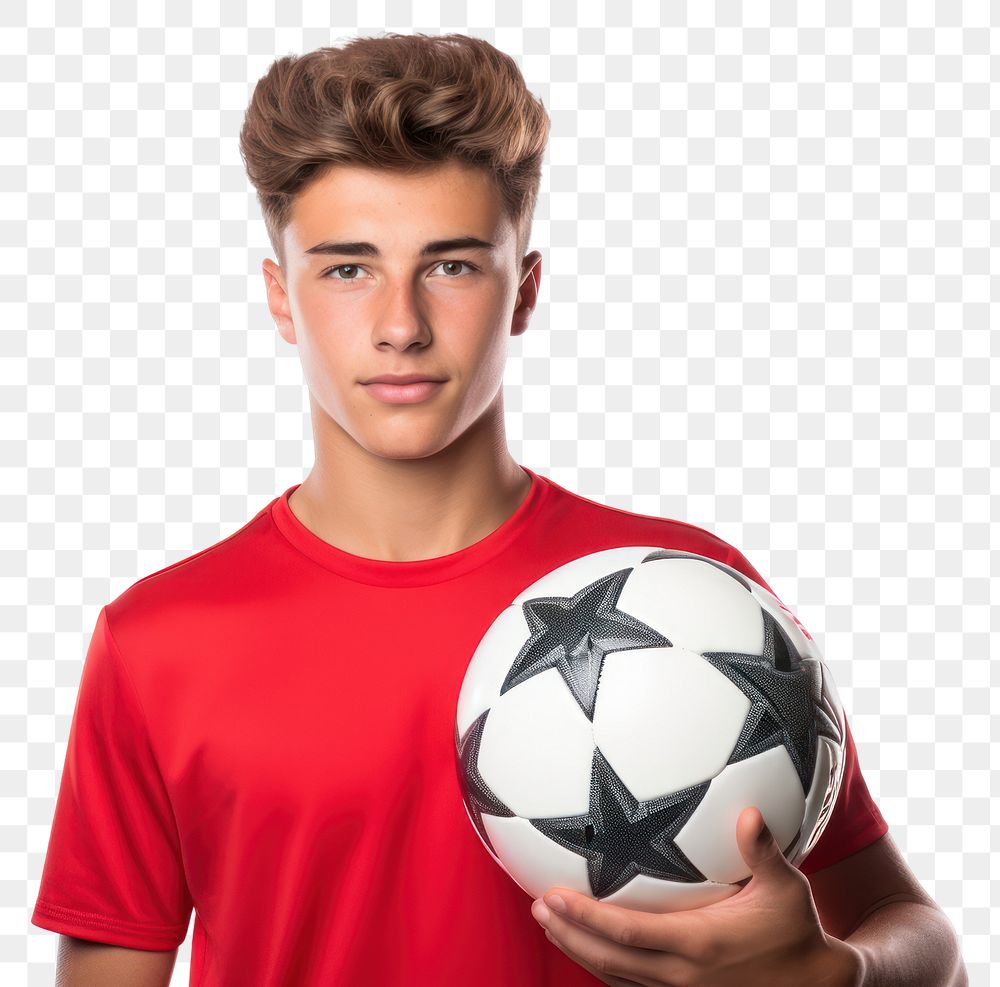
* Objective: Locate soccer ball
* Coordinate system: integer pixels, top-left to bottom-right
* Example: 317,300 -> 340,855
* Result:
454,547 -> 846,913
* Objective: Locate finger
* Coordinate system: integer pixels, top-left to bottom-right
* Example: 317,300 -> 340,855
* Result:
538,905 -> 683,987
543,889 -> 701,956
542,928 -> 655,987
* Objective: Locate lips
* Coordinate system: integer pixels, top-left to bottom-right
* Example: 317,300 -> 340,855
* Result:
364,374 -> 447,385
362,379 -> 447,405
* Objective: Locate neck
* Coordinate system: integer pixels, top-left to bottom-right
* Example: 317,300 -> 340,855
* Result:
288,391 -> 532,563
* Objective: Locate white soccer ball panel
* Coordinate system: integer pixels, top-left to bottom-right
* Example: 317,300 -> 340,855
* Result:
482,813 -> 592,901
792,734 -> 841,868
617,556 -> 766,657
456,603 -> 527,741
510,546 -> 665,606
604,874 -> 739,913
677,744 -> 806,884
478,667 -> 594,818
461,795 -> 504,869
593,646 -> 751,799
820,659 -> 848,739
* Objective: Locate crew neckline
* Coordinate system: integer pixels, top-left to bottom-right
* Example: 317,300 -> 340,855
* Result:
270,464 -> 550,587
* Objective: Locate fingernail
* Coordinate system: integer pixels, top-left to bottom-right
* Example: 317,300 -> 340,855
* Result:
545,894 -> 566,913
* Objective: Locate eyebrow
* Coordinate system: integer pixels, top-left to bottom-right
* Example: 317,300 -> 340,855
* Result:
303,235 -> 496,258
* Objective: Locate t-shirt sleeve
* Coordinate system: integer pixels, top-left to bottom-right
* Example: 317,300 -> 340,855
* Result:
723,545 -> 889,875
796,717 -> 889,875
30,606 -> 193,950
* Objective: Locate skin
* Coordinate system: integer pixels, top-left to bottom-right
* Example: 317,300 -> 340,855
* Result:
262,159 -> 544,562
55,935 -> 176,986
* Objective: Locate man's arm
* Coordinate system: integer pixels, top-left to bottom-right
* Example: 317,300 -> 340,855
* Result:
55,934 -> 178,987
845,899 -> 968,987
808,833 -> 968,986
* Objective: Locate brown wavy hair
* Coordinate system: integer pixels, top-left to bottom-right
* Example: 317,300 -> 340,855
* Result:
239,32 -> 550,270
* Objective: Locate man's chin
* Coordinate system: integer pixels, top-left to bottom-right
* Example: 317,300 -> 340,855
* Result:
352,430 -> 459,464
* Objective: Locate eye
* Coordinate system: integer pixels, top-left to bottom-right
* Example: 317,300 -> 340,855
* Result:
323,263 -> 370,282
430,260 -> 478,277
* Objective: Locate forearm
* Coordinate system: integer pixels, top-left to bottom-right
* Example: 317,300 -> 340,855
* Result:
845,898 -> 968,987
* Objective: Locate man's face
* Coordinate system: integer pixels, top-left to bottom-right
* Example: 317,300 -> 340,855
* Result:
262,161 -> 541,463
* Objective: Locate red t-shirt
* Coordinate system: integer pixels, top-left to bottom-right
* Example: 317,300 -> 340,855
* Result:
31,465 -> 888,985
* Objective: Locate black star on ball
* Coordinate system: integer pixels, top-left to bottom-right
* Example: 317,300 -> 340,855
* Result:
501,568 -> 672,720
531,746 -> 709,899
455,710 -> 512,856
700,606 -> 840,796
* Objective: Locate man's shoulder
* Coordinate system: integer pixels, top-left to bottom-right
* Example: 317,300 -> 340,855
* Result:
544,477 -> 737,563
539,477 -> 779,611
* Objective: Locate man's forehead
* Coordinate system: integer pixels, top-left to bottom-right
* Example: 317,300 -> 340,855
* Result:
296,160 -> 498,211
286,164 -> 513,259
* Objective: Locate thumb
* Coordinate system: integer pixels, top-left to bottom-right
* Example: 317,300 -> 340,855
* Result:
737,806 -> 789,880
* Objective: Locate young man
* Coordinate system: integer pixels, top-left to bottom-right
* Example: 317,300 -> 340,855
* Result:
31,32 -> 965,987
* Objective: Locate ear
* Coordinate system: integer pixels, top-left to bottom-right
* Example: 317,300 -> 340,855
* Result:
262,258 -> 296,346
512,250 -> 542,337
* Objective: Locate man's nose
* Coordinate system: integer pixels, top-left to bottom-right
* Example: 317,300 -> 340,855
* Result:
371,280 -> 433,349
